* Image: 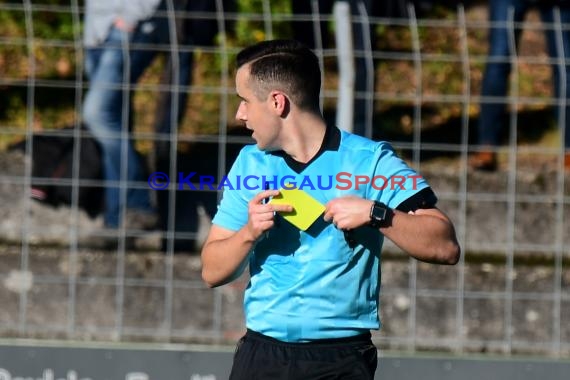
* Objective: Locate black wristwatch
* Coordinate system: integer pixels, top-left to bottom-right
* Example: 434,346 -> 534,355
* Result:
369,201 -> 391,228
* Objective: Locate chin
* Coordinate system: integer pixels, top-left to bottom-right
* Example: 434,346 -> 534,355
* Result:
253,138 -> 276,152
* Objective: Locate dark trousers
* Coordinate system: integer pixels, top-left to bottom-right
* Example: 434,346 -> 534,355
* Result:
229,329 -> 378,380
478,0 -> 570,148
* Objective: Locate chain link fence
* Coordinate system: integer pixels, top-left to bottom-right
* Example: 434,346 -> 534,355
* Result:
0,0 -> 569,358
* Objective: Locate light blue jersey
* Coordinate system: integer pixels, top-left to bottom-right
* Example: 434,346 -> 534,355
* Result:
212,127 -> 432,342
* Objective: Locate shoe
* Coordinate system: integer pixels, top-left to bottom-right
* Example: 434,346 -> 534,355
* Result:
123,209 -> 159,231
469,151 -> 497,172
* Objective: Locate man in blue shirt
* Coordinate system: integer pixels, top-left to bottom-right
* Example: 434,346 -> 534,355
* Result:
201,39 -> 460,380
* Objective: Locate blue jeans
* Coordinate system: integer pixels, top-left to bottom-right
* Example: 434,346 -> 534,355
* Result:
83,20 -> 170,227
479,0 -> 570,149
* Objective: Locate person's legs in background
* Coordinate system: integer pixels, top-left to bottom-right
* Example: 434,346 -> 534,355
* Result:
83,25 -> 158,230
291,0 -> 375,137
152,13 -> 194,247
540,4 -> 570,170
153,51 -> 192,171
291,0 -> 334,51
152,0 -> 230,251
472,0 -> 528,171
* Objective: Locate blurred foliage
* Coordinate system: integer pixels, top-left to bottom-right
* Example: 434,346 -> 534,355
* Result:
234,0 -> 292,44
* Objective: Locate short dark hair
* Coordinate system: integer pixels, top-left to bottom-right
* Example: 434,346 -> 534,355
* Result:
236,39 -> 321,112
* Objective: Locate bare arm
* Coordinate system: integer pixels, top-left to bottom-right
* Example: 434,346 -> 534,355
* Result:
381,207 -> 460,264
324,196 -> 460,265
201,190 -> 293,287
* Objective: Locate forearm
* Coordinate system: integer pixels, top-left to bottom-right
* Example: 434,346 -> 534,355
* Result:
202,189 -> 293,287
381,209 -> 460,265
201,227 -> 257,288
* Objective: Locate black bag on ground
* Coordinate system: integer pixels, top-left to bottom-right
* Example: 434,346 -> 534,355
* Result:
12,125 -> 104,219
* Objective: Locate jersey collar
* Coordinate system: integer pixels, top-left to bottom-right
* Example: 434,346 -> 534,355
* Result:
270,125 -> 341,174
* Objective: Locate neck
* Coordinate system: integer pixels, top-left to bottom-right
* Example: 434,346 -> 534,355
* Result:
280,113 -> 327,163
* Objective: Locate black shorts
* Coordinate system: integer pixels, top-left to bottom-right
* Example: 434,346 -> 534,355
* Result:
229,329 -> 378,380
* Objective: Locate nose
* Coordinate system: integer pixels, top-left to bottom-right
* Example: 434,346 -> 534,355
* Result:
235,101 -> 246,121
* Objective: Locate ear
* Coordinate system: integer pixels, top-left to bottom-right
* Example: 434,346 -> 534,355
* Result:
269,91 -> 288,116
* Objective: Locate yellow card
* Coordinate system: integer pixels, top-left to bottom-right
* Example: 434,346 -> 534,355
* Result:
269,187 -> 325,231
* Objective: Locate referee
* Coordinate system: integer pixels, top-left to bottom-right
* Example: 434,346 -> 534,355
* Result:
201,39 -> 460,380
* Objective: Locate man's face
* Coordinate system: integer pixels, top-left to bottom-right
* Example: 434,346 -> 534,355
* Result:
235,65 -> 280,151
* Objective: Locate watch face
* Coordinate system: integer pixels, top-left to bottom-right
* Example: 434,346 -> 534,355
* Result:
370,202 -> 389,228
372,203 -> 387,222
